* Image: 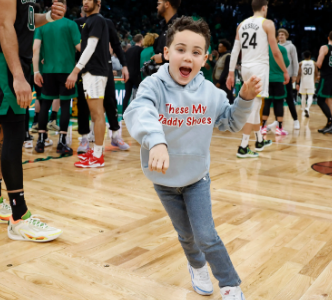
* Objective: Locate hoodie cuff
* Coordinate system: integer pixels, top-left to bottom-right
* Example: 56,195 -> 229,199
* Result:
143,132 -> 168,150
236,96 -> 255,107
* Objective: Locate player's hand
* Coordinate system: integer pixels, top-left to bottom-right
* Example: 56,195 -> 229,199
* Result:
239,75 -> 262,101
284,72 -> 290,85
226,72 -> 235,90
151,53 -> 163,64
13,75 -> 32,109
149,144 -> 169,175
296,84 -> 300,91
51,0 -> 66,20
34,72 -> 44,87
292,76 -> 297,83
122,66 -> 129,83
65,72 -> 78,90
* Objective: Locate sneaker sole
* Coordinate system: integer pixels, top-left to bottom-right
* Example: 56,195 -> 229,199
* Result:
74,163 -> 105,168
7,227 -> 63,242
35,148 -> 45,153
255,142 -> 272,152
237,153 -> 259,158
57,150 -> 73,155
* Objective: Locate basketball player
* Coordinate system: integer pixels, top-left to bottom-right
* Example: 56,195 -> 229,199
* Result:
316,32 -> 332,133
227,0 -> 290,158
0,0 -> 65,241
296,51 -> 318,118
66,0 -> 109,168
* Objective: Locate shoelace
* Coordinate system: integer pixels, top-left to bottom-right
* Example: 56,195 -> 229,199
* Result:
197,268 -> 210,281
1,199 -> 11,211
25,215 -> 49,229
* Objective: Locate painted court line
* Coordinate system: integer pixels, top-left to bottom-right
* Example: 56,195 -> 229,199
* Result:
212,135 -> 332,151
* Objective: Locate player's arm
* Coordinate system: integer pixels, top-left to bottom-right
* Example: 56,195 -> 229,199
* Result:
226,24 -> 241,90
65,37 -> 99,89
296,62 -> 302,91
0,0 -> 31,108
264,20 -> 289,84
314,62 -> 319,81
35,0 -> 65,28
33,39 -> 44,87
316,45 -> 328,69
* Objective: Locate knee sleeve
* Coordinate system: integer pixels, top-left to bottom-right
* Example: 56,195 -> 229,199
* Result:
273,100 -> 284,117
1,121 -> 25,191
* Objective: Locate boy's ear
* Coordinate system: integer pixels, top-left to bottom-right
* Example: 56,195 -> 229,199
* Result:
164,46 -> 170,61
201,53 -> 208,67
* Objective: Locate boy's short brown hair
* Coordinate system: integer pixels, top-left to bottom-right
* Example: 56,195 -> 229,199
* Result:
278,28 -> 289,39
166,16 -> 211,52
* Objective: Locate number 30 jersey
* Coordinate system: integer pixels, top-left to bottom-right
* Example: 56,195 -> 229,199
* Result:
239,17 -> 269,68
0,0 -> 36,61
300,60 -> 315,90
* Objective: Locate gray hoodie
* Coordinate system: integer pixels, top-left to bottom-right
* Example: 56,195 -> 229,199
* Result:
123,64 -> 254,187
278,40 -> 299,77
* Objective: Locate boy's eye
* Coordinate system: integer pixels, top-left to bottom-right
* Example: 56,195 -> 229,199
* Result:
193,51 -> 201,55
177,48 -> 184,52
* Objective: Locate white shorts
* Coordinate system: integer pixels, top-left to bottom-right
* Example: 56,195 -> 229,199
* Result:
82,72 -> 108,99
242,64 -> 269,98
300,87 -> 315,95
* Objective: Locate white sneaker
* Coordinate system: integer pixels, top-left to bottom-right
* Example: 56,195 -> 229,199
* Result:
45,138 -> 53,147
220,286 -> 246,300
8,211 -> 62,242
23,140 -> 33,149
188,262 -> 214,295
78,131 -> 95,143
47,120 -> 60,131
0,198 -> 11,223
267,120 -> 278,132
294,120 -> 300,129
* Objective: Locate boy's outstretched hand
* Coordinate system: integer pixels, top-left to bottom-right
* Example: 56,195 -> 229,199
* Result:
149,144 -> 169,175
239,76 -> 262,101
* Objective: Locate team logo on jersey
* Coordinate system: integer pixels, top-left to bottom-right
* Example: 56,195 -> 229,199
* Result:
21,0 -> 36,3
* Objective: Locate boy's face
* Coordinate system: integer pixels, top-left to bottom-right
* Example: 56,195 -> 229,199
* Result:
164,30 -> 208,86
278,32 -> 287,43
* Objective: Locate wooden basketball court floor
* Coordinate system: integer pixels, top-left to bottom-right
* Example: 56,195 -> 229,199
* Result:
0,105 -> 332,300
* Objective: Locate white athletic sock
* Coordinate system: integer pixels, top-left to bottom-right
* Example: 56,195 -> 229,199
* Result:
90,121 -> 94,133
255,131 -> 263,143
112,130 -> 120,140
307,95 -> 313,110
301,95 -> 307,110
241,134 -> 250,148
94,144 -> 103,158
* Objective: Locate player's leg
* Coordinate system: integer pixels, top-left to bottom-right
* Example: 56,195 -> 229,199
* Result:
23,108 -> 33,149
47,99 -> 60,131
261,97 -> 272,134
104,66 -> 129,150
301,93 -> 307,111
56,100 -> 73,155
35,100 -> 53,153
317,97 -> 332,133
285,80 -> 300,129
274,99 -> 287,136
122,78 -> 134,115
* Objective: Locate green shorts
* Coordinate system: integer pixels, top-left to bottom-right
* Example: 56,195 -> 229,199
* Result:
317,76 -> 332,98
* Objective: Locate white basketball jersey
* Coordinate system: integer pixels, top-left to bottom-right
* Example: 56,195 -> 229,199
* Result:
239,17 -> 269,68
300,60 -> 315,90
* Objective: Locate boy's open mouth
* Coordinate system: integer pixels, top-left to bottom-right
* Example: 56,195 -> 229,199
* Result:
179,67 -> 192,78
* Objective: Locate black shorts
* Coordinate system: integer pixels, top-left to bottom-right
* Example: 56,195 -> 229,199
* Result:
266,82 -> 287,100
317,76 -> 332,98
0,54 -> 29,123
41,73 -> 78,100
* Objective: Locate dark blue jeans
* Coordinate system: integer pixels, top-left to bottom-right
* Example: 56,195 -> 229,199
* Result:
154,173 -> 241,288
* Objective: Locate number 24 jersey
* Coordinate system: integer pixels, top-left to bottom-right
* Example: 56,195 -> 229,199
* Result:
239,17 -> 269,68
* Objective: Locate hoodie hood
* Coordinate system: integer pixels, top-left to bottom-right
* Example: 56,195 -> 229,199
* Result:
153,63 -> 206,92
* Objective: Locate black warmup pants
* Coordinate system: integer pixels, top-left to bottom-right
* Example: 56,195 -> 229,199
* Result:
263,99 -> 284,118
285,81 -> 298,121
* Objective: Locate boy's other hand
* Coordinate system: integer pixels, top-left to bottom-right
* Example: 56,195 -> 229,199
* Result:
226,72 -> 235,90
149,144 -> 169,175
239,76 -> 262,101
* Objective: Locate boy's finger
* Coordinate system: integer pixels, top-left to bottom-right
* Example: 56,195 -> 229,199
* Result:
148,157 -> 154,171
163,158 -> 169,171
156,160 -> 163,172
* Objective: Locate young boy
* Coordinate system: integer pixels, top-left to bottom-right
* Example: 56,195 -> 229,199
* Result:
296,51 -> 318,118
124,17 -> 261,300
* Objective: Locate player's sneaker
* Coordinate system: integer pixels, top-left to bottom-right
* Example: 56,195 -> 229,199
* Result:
294,120 -> 300,129
0,197 -> 11,223
31,122 -> 38,133
318,121 -> 332,133
74,154 -> 104,168
237,146 -> 259,158
56,142 -> 73,155
78,149 -> 93,161
111,137 -> 130,150
35,139 -> 45,153
304,108 -> 310,118
77,137 -> 90,154
78,131 -> 95,143
8,210 -> 62,242
187,262 -> 213,296
45,138 -> 53,147
261,126 -> 268,135
255,139 -> 272,152
276,127 -> 288,136
220,286 -> 246,300
23,140 -> 33,149
47,120 -> 60,131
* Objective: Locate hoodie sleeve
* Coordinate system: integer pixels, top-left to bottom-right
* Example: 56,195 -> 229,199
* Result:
291,44 -> 299,77
123,77 -> 167,150
214,91 -> 254,133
